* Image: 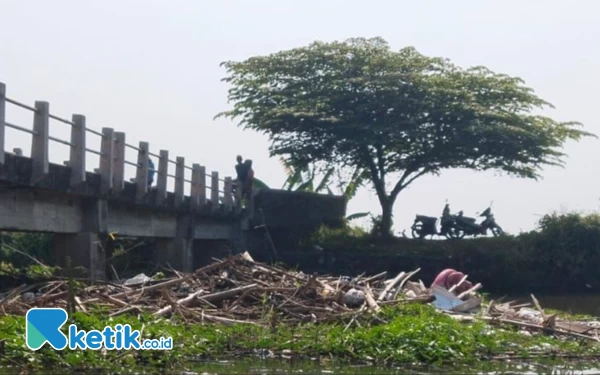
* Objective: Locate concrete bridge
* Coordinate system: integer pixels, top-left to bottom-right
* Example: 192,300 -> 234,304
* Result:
0,81 -> 246,280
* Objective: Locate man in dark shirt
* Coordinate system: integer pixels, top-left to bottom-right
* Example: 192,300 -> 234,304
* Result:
234,155 -> 247,200
235,155 -> 247,183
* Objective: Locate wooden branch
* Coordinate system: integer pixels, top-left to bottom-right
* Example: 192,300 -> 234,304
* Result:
109,306 -> 141,317
457,283 -> 482,300
362,284 -> 381,312
201,284 -> 257,303
112,277 -> 187,299
363,271 -> 387,285
378,271 -> 405,301
448,274 -> 469,294
99,294 -> 129,308
155,290 -> 205,317
393,268 -> 421,299
485,316 -> 599,342
531,294 -> 547,320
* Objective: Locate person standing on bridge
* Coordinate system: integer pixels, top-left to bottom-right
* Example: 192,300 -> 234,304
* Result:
235,155 -> 247,185
233,155 -> 254,204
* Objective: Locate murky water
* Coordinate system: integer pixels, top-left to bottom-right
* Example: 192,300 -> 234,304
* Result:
186,358 -> 600,374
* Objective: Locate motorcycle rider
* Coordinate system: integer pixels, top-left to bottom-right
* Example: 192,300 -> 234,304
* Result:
440,203 -> 453,235
442,203 -> 450,217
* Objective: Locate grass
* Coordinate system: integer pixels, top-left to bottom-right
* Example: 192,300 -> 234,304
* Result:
1,304 -> 599,373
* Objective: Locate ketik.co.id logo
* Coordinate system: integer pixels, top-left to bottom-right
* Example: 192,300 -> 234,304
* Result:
26,308 -> 172,351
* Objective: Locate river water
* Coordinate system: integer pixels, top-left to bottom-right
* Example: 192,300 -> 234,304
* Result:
186,358 -> 600,374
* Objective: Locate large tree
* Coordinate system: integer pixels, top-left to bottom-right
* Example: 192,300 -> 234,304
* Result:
217,37 -> 593,237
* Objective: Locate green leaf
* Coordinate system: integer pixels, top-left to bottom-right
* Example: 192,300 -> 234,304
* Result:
346,212 -> 371,221
295,179 -> 314,192
315,167 -> 335,193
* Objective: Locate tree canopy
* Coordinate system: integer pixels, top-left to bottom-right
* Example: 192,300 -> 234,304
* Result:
217,37 -> 593,236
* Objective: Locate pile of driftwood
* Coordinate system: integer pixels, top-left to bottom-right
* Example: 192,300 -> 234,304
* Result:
0,252 -> 430,326
1,252 -> 598,342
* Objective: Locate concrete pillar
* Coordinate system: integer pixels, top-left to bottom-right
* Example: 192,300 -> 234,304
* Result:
54,199 -> 108,281
54,232 -> 106,282
224,177 -> 233,211
155,150 -> 168,205
190,163 -> 202,210
155,214 -> 193,272
112,132 -> 125,194
31,101 -> 49,184
99,127 -> 114,194
211,171 -> 219,211
174,157 -> 185,207
69,114 -> 86,189
198,166 -> 206,206
135,141 -> 149,201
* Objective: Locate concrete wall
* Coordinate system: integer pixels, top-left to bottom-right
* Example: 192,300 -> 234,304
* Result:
244,189 -> 347,256
252,189 -> 346,229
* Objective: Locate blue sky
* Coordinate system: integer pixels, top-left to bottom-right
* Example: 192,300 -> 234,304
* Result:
1,0 -> 598,235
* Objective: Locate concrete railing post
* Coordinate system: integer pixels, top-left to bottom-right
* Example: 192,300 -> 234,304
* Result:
190,163 -> 202,210
31,101 -> 49,184
174,157 -> 185,207
69,114 -> 87,188
99,127 -> 114,194
224,177 -> 233,211
211,171 -> 219,211
156,150 -> 169,205
112,132 -> 126,194
0,82 -> 6,165
135,141 -> 149,201
198,165 -> 206,206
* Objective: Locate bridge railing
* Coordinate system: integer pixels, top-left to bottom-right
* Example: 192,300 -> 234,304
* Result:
0,81 -> 240,212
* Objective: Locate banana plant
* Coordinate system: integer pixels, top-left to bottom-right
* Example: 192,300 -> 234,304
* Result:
280,158 -> 335,194
280,158 -> 370,221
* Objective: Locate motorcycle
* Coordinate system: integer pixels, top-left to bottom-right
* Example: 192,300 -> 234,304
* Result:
411,203 -> 452,239
446,206 -> 504,239
411,214 -> 438,239
411,203 -> 504,240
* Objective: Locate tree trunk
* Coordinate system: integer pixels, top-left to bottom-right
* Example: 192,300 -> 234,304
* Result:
380,200 -> 394,238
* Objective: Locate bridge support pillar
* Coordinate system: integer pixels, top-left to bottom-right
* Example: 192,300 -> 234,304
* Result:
155,214 -> 193,273
155,238 -> 193,273
54,232 -> 106,282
